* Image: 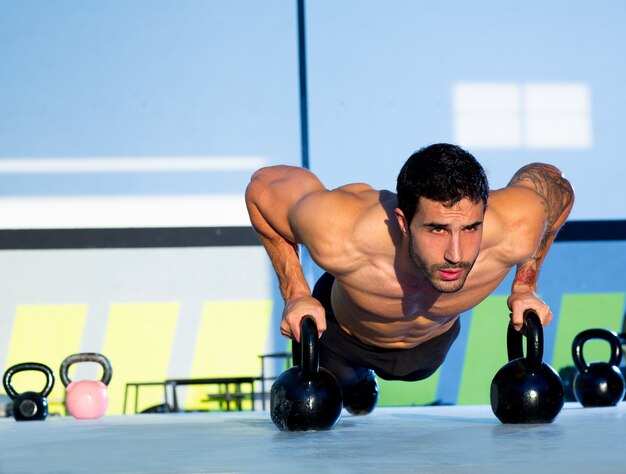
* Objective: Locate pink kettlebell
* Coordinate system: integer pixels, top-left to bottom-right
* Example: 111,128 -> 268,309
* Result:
60,353 -> 113,419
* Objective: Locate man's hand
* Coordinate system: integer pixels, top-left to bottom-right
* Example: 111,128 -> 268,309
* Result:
280,295 -> 327,342
507,290 -> 553,331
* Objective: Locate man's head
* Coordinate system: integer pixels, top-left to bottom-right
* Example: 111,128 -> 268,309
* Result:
396,143 -> 489,225
395,144 -> 489,293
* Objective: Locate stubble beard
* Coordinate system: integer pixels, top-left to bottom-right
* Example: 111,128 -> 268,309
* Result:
408,238 -> 475,294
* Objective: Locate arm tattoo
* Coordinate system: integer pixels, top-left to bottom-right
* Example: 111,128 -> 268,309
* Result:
513,265 -> 538,286
509,163 -> 574,231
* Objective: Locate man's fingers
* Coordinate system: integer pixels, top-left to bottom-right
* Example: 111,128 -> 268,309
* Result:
282,297 -> 327,343
509,312 -> 524,331
315,318 -> 326,338
296,315 -> 325,341
280,320 -> 296,341
510,307 -> 553,331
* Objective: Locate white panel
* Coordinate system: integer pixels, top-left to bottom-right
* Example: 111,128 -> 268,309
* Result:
454,115 -> 522,148
524,83 -> 590,113
0,157 -> 265,174
453,83 -> 522,148
453,81 -> 593,150
0,195 -> 250,228
525,116 -> 592,148
453,83 -> 521,113
523,83 -> 592,149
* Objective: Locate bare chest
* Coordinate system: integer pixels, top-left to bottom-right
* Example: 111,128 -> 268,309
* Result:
345,254 -> 509,311
330,256 -> 512,347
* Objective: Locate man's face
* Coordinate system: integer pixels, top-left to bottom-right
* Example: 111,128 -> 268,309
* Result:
399,197 -> 485,293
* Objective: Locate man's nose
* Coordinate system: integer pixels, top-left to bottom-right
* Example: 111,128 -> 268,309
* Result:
444,234 -> 462,264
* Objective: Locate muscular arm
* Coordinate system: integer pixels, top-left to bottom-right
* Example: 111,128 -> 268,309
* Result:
246,166 -> 314,300
506,163 -> 574,329
245,165 -> 328,341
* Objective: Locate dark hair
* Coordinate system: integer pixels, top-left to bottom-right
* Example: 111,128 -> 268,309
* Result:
396,143 -> 489,224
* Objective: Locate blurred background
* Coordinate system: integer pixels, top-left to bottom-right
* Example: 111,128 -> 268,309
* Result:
1,0 -> 625,414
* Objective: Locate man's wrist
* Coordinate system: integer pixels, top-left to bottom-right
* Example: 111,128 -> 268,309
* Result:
283,287 -> 312,302
510,284 -> 536,295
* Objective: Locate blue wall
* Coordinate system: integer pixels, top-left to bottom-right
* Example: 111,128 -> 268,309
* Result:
2,1 -> 626,222
1,1 -> 625,408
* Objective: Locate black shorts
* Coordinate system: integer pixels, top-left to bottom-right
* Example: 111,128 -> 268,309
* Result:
292,272 -> 460,388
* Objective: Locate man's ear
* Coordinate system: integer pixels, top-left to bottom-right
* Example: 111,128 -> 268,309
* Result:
395,208 -> 409,236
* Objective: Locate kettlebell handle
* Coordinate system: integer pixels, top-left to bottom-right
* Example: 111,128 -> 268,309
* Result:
507,310 -> 543,369
300,316 -> 319,381
60,353 -> 113,387
2,362 -> 55,399
572,328 -> 623,371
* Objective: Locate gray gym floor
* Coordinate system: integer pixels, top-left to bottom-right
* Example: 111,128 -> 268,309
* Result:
1,403 -> 624,473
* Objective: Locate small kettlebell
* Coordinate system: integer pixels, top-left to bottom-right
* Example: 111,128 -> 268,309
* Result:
490,310 -> 564,423
60,353 -> 113,419
270,316 -> 342,431
572,328 -> 625,407
2,362 -> 55,421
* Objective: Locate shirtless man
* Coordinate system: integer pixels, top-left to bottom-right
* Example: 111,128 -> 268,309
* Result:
245,143 -> 574,415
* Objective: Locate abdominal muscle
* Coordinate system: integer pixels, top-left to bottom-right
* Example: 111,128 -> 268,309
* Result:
330,285 -> 458,348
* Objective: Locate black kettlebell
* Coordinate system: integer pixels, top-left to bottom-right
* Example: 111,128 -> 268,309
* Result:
270,316 -> 342,431
3,362 -> 55,421
572,328 -> 625,407
490,310 -> 564,423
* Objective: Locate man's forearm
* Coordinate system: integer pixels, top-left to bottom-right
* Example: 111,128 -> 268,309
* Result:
245,178 -> 311,302
262,235 -> 311,301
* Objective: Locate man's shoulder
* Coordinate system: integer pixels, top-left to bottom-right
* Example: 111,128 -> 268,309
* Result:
297,184 -> 386,217
294,186 -> 396,273
331,183 -> 380,200
483,188 -> 547,264
487,186 -> 547,225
